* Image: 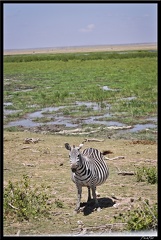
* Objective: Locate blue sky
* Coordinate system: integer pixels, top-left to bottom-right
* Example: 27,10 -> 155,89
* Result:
4,3 -> 157,50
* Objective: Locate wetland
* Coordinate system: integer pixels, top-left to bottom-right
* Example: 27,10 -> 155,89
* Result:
4,50 -> 157,140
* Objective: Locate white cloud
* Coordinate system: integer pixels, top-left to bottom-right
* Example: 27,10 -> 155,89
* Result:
79,24 -> 95,33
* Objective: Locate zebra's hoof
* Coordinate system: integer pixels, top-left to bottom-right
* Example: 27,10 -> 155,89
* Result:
73,210 -> 78,215
94,207 -> 101,212
97,207 -> 102,212
74,208 -> 80,214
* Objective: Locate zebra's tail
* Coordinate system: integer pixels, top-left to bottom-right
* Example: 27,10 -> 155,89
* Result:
102,150 -> 113,155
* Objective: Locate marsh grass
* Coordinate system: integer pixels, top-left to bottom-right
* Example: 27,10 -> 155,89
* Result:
32,117 -> 54,123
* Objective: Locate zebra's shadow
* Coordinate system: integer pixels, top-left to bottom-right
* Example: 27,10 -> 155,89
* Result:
80,197 -> 115,216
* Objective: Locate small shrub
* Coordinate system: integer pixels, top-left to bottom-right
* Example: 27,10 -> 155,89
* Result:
114,200 -> 157,231
126,200 -> 157,231
145,167 -> 157,184
136,167 -> 145,182
136,166 -> 157,184
4,175 -> 51,221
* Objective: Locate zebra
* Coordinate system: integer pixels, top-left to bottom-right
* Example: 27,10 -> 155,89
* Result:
65,142 -> 112,212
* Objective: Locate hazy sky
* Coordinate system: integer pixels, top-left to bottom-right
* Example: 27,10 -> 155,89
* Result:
4,3 -> 157,50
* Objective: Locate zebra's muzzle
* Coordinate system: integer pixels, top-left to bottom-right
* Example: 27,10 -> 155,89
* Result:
71,164 -> 77,172
71,167 -> 77,173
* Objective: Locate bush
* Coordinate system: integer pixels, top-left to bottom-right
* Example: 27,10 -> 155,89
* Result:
114,199 -> 157,231
4,175 -> 51,221
126,200 -> 157,231
136,166 -> 157,184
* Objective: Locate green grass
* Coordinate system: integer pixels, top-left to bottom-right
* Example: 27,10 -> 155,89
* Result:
4,51 -> 157,132
4,50 -> 157,62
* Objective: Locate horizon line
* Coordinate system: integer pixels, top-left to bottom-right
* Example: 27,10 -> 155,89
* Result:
4,42 -> 157,52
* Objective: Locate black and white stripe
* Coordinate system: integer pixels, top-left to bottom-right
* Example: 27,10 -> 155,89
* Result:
65,143 -> 109,212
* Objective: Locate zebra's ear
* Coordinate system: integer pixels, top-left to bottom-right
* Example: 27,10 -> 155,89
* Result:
78,143 -> 83,150
65,143 -> 71,151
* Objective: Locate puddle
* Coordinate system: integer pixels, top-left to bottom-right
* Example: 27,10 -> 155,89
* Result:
83,113 -> 111,126
4,109 -> 22,115
28,104 -> 40,108
129,123 -> 156,132
47,116 -> 78,127
6,119 -> 41,128
28,106 -> 65,118
146,117 -> 157,123
102,86 -> 118,91
14,88 -> 33,92
75,101 -> 110,110
4,102 -> 13,106
6,116 -> 77,128
120,97 -> 137,101
84,118 -> 124,127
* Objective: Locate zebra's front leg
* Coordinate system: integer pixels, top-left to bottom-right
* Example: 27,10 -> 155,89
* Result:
75,185 -> 82,212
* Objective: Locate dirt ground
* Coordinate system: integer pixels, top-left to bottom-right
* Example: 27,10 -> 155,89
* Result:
3,131 -> 157,236
4,43 -> 157,55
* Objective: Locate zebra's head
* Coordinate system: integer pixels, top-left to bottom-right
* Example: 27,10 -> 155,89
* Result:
65,143 -> 83,173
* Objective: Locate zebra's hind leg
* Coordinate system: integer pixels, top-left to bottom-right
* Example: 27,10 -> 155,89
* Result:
87,186 -> 91,202
87,186 -> 98,201
91,186 -> 100,209
75,185 -> 82,212
96,189 -> 100,197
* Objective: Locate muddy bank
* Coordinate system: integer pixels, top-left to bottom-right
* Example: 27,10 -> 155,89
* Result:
6,123 -> 157,144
